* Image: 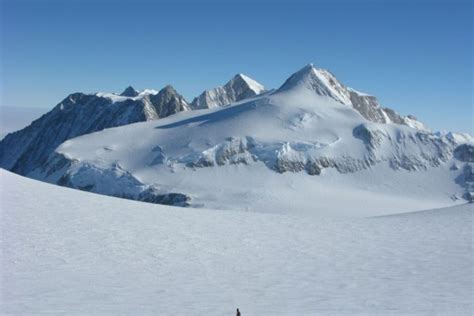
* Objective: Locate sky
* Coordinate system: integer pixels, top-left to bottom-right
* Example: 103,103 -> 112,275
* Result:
0,0 -> 472,133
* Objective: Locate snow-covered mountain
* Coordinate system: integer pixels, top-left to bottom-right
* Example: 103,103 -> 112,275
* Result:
191,73 -> 265,109
29,64 -> 473,213
279,64 -> 427,129
0,85 -> 190,175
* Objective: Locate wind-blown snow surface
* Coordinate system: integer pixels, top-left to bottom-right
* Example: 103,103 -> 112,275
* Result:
1,169 -> 472,314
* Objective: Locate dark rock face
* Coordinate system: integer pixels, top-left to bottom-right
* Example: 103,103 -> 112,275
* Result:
348,91 -> 411,126
191,74 -> 264,109
455,164 -> 474,202
138,187 -> 190,206
150,85 -> 189,118
349,91 -> 387,123
120,86 -> 139,97
0,86 -> 190,175
45,153 -> 191,207
454,144 -> 474,162
383,108 -> 405,125
352,124 -> 385,150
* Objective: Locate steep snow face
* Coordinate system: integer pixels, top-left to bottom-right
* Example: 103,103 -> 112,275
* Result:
1,169 -> 473,314
277,64 -> 352,105
35,72 -> 471,214
191,74 -> 265,109
0,86 -> 190,175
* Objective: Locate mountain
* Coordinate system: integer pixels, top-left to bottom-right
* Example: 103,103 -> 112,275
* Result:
150,85 -> 190,118
33,64 -> 473,213
191,73 -> 265,109
0,86 -> 190,175
278,64 -> 426,129
120,85 -> 139,97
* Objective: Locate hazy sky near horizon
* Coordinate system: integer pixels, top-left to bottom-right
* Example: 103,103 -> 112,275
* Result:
1,0 -> 472,133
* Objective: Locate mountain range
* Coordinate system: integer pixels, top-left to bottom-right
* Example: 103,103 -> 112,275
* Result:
1,63 -> 472,214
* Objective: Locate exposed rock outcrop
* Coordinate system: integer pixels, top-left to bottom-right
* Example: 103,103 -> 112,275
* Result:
0,86 -> 190,175
191,74 -> 265,109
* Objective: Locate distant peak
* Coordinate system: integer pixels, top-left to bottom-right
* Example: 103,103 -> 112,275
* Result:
160,85 -> 178,94
155,85 -> 188,103
233,73 -> 251,81
120,86 -> 139,97
228,73 -> 265,94
297,63 -> 320,76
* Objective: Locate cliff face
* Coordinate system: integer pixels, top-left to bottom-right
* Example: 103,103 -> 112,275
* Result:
0,86 -> 190,175
191,74 -> 265,109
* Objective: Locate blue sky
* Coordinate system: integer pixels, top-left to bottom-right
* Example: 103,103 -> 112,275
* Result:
1,0 -> 472,132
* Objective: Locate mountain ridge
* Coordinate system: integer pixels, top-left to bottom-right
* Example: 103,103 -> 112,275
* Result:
28,64 -> 474,211
2,63 -> 472,210
191,73 -> 265,109
0,85 -> 189,174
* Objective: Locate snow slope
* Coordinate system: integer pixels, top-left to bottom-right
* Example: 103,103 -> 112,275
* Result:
33,65 -> 472,216
1,169 -> 472,315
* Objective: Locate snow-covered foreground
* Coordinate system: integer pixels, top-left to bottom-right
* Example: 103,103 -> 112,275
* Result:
1,169 -> 472,315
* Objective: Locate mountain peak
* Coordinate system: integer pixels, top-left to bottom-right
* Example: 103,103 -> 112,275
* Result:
230,73 -> 265,94
149,85 -> 190,117
160,85 -> 178,94
277,64 -> 351,105
120,86 -> 139,97
302,62 -> 316,71
191,74 -> 265,109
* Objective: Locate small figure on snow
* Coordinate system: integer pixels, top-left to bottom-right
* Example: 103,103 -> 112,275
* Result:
236,308 -> 241,316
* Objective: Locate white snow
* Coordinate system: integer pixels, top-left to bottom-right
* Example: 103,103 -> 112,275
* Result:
1,169 -> 472,314
96,89 -> 159,103
237,73 -> 265,94
403,115 -> 429,131
347,87 -> 372,97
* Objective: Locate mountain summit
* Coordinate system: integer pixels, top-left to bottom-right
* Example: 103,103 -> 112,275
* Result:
149,85 -> 190,117
277,64 -> 426,129
191,73 -> 265,109
120,86 -> 139,97
277,64 -> 352,105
